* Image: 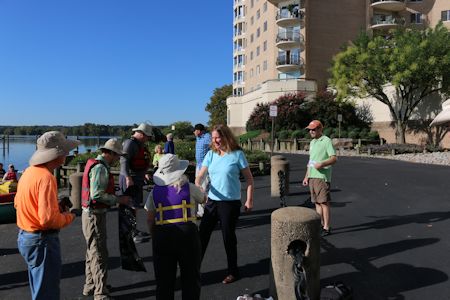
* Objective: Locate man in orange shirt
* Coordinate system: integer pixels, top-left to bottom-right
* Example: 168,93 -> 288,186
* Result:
15,131 -> 80,300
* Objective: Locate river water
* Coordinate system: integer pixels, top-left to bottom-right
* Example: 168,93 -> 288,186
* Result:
0,136 -> 114,172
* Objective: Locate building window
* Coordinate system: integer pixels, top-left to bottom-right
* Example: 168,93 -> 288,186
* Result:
251,0 -> 254,8
257,9 -> 260,20
256,28 -> 260,38
256,46 -> 260,56
263,21 -> 267,32
250,51 -> 253,60
263,40 -> 267,51
442,10 -> 450,21
250,69 -> 254,78
256,65 -> 260,75
250,34 -> 254,43
263,60 -> 267,71
410,13 -> 422,24
263,2 -> 267,12
251,16 -> 254,25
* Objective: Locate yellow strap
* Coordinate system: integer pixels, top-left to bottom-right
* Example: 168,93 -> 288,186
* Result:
156,200 -> 195,224
156,217 -> 197,225
155,202 -> 195,212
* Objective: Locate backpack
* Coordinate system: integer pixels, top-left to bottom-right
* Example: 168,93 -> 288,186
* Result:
320,282 -> 353,300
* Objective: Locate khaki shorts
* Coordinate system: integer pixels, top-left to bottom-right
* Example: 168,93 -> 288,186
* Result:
309,178 -> 331,204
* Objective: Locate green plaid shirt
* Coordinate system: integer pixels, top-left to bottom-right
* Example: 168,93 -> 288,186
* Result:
89,155 -> 118,206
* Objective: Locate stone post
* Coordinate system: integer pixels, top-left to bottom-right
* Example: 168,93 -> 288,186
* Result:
270,207 -> 321,300
69,172 -> 84,213
271,155 -> 290,197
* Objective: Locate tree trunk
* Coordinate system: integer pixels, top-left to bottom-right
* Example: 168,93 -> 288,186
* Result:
396,120 -> 406,144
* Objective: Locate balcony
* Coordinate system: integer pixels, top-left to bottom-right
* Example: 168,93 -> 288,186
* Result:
370,0 -> 406,12
276,55 -> 304,72
276,9 -> 305,27
276,31 -> 304,50
371,15 -> 404,29
267,0 -> 286,4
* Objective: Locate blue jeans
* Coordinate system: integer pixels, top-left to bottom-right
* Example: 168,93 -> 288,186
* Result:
17,230 -> 61,300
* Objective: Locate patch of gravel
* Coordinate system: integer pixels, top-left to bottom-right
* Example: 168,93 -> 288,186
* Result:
277,150 -> 450,166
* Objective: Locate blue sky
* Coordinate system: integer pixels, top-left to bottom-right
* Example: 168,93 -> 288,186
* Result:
0,0 -> 232,126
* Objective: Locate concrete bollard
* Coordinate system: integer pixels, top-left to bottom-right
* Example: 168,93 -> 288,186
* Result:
271,155 -> 290,197
270,207 -> 321,300
69,172 -> 84,212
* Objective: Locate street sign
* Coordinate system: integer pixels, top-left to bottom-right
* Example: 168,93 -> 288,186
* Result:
270,105 -> 278,117
337,114 -> 342,122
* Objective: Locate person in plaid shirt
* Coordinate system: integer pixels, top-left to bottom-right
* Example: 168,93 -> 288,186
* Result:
194,123 -> 211,218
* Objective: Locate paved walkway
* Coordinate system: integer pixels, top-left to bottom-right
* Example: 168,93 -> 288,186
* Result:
1,154 -> 449,299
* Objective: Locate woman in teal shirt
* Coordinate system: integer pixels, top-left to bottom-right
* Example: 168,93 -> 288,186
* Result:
195,124 -> 254,284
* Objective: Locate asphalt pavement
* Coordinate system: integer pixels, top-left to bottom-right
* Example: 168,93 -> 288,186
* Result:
1,153 -> 449,300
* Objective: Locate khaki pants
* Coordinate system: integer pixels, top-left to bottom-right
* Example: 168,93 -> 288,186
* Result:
82,211 -> 109,300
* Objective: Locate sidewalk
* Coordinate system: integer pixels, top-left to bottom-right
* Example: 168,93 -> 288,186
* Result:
1,153 -> 449,299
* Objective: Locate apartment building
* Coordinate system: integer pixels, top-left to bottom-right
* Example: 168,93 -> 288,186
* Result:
227,0 -> 450,136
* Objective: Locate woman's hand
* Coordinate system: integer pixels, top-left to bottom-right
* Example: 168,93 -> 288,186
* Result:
244,199 -> 253,212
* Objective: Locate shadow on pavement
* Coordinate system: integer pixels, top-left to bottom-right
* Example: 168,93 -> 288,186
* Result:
320,238 -> 448,299
335,211 -> 450,234
0,248 -> 18,256
201,258 -> 270,287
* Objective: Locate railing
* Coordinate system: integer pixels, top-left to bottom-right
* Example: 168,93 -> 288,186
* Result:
240,138 -> 381,153
276,9 -> 305,21
371,15 -> 404,26
371,0 -> 405,3
276,55 -> 304,66
276,31 -> 304,43
53,163 -> 122,188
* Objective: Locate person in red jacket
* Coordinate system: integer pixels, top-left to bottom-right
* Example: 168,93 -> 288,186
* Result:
119,123 -> 153,243
2,164 -> 18,182
81,139 -> 130,299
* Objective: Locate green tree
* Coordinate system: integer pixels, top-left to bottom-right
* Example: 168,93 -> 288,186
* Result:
165,121 -> 193,140
330,23 -> 450,143
205,84 -> 232,127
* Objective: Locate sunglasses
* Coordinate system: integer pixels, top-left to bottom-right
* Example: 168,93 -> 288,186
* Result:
309,128 -> 317,132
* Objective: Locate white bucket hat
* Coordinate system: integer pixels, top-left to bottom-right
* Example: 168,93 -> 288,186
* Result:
153,154 -> 189,186
29,131 -> 81,166
430,99 -> 450,127
99,139 -> 125,156
132,123 -> 153,137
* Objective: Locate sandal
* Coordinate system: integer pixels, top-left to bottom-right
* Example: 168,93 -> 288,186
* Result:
222,274 -> 238,284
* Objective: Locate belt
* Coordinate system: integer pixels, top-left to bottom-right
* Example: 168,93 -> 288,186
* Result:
22,229 -> 59,235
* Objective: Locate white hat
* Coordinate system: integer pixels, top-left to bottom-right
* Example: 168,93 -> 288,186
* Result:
430,99 -> 450,127
99,139 -> 125,156
132,123 -> 153,137
29,131 -> 81,166
153,154 -> 189,186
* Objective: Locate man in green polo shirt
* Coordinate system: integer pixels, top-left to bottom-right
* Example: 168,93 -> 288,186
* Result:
302,120 -> 337,236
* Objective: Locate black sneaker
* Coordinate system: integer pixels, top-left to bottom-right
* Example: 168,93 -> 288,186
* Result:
321,227 -> 331,237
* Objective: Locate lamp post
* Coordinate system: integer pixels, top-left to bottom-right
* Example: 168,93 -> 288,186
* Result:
270,105 -> 278,157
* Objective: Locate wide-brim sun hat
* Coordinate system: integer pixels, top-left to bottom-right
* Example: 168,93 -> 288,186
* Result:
132,122 -> 153,137
430,99 -> 450,127
29,131 -> 81,166
153,154 -> 189,186
99,139 -> 126,156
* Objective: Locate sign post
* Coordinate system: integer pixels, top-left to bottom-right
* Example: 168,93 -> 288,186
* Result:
270,105 -> 278,157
